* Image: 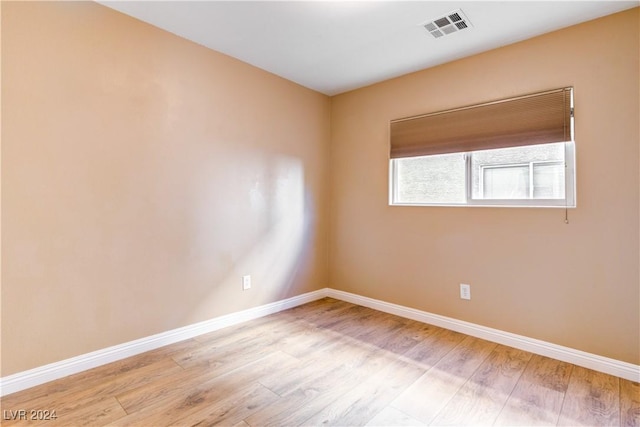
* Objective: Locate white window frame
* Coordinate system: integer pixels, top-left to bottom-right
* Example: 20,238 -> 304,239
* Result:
389,141 -> 576,208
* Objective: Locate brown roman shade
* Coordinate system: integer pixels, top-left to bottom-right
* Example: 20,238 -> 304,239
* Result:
390,87 -> 573,159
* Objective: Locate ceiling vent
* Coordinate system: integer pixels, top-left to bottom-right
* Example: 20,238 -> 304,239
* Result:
422,9 -> 472,39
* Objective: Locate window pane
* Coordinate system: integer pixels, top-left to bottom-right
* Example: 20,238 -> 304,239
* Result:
472,143 -> 565,200
533,162 -> 565,199
482,165 -> 529,199
394,153 -> 466,204
389,142 -> 572,207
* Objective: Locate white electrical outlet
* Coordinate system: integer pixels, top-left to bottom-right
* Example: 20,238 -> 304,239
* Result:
242,275 -> 251,290
460,283 -> 471,300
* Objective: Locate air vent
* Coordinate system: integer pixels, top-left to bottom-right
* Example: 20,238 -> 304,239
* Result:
449,12 -> 462,22
422,9 -> 472,39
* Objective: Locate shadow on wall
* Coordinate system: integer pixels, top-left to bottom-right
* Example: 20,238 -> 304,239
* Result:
182,153 -> 313,324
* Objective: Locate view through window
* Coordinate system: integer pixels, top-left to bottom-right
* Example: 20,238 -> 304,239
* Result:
391,142 -> 574,207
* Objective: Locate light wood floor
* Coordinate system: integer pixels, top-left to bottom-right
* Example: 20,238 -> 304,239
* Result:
1,298 -> 639,426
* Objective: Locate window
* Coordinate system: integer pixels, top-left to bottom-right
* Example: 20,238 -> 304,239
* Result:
391,142 -> 574,206
389,88 -> 575,207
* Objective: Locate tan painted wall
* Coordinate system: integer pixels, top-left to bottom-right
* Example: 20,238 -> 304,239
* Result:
330,8 -> 640,364
1,1 -> 330,375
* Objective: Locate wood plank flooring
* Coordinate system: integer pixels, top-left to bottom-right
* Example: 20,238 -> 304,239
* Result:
1,298 -> 638,426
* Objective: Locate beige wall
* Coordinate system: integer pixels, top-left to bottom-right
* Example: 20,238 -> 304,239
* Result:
1,1 -> 330,375
330,8 -> 639,364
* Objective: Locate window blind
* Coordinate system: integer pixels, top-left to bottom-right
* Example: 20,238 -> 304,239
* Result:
390,87 -> 573,159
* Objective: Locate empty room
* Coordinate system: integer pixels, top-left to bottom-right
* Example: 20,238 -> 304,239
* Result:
1,1 -> 639,426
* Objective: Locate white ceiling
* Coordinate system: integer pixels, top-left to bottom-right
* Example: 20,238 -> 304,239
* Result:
99,1 -> 638,95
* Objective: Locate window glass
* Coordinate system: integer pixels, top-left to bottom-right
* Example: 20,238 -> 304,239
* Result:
391,142 -> 573,207
533,162 -> 565,199
482,165 -> 529,199
394,152 -> 466,204
471,143 -> 565,200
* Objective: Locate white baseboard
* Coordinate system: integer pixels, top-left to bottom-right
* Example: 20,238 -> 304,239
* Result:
0,289 -> 327,397
325,289 -> 640,382
2,287 -> 638,397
